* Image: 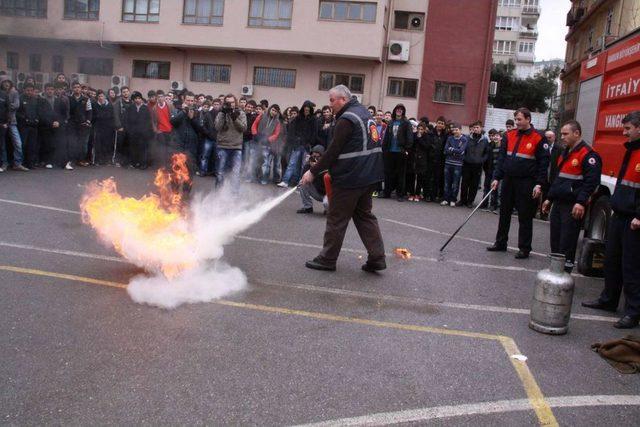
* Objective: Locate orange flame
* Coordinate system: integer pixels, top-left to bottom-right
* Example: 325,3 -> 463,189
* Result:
394,247 -> 412,260
80,154 -> 197,279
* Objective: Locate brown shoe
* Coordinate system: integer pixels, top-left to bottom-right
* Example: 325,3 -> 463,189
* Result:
12,164 -> 29,171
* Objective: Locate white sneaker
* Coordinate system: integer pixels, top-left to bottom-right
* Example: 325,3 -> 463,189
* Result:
450,202 -> 456,207
45,164 -> 53,169
277,181 -> 288,188
65,162 -> 74,170
440,201 -> 448,206
0,167 -> 4,173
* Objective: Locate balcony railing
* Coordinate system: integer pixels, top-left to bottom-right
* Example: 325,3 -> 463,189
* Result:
520,28 -> 539,38
522,5 -> 540,15
516,51 -> 535,63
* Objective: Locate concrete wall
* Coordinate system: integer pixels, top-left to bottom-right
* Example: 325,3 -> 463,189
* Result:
484,106 -> 548,131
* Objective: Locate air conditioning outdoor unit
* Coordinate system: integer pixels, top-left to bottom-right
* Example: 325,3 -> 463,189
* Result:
489,81 -> 498,96
241,84 -> 254,96
408,13 -> 424,30
388,40 -> 410,62
32,72 -> 50,91
70,73 -> 88,84
110,75 -> 129,95
351,93 -> 363,103
171,80 -> 184,91
0,70 -> 16,82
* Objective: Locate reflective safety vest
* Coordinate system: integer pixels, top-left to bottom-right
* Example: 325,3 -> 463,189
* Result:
548,141 -> 601,205
330,99 -> 384,189
611,140 -> 640,216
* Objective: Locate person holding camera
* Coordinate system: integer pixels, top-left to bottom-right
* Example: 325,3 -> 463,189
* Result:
297,145 -> 329,214
170,91 -> 200,170
214,94 -> 247,190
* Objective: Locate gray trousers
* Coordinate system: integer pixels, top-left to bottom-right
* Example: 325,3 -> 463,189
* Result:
300,183 -> 329,210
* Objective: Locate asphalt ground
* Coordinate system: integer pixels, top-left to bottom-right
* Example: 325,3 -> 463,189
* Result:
1,166 -> 639,426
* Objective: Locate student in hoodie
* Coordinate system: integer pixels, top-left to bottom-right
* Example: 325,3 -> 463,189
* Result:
0,79 -> 29,171
381,104 -> 413,201
279,100 -> 318,187
411,122 -> 432,201
460,121 -> 491,207
252,104 -> 282,185
125,91 -> 154,169
91,90 -> 116,165
442,123 -> 468,207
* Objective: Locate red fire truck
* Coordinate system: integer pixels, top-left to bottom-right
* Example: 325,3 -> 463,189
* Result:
574,31 -> 640,275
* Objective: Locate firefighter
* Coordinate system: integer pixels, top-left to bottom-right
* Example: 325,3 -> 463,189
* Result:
541,120 -> 601,273
583,111 -> 640,329
487,108 -> 550,259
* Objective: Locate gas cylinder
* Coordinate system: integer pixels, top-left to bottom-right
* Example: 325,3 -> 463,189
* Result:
529,253 -> 575,335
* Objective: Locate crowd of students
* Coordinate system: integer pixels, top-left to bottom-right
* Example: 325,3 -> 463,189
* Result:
2,73 -> 530,213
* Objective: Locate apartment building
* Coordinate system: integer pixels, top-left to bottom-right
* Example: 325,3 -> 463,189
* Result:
559,0 -> 640,122
0,0 -> 495,122
492,0 -> 540,78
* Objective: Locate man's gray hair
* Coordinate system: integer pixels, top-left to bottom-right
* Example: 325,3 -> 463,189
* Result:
329,84 -> 352,100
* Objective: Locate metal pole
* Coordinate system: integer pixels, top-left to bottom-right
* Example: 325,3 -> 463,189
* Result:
440,189 -> 494,252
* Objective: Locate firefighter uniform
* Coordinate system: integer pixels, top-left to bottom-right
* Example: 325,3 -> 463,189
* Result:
492,127 -> 550,255
546,140 -> 601,271
598,138 -> 640,320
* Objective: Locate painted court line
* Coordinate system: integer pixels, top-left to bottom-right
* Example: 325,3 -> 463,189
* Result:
0,265 -> 557,426
296,395 -> 640,426
0,241 -> 616,323
381,217 -> 547,258
0,198 -> 82,215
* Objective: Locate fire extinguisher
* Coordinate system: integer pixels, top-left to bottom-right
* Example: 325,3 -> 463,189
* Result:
323,173 -> 332,201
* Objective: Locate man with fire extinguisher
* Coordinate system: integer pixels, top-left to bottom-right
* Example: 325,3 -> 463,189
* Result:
299,85 -> 385,273
541,120 -> 601,273
583,111 -> 640,329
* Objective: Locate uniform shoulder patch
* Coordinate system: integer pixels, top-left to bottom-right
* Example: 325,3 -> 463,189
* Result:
543,143 -> 549,150
635,163 -> 640,173
588,157 -> 596,165
571,159 -> 579,167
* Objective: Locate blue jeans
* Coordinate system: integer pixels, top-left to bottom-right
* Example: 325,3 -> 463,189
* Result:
243,141 -> 261,182
216,148 -> 242,189
1,124 -> 24,166
261,145 -> 281,184
199,138 -> 216,175
444,164 -> 462,203
282,146 -> 306,185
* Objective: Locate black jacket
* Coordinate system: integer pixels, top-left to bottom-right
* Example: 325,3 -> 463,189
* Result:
68,94 -> 92,125
429,129 -> 448,163
464,133 -> 491,165
317,118 -> 335,148
494,127 -> 550,185
413,133 -> 433,173
0,89 -> 8,125
547,142 -> 563,188
39,95 -> 69,128
547,141 -> 601,206
287,101 -> 318,150
16,94 -> 40,127
382,118 -> 413,152
610,139 -> 640,218
92,101 -> 115,132
125,104 -> 153,139
203,109 -> 219,141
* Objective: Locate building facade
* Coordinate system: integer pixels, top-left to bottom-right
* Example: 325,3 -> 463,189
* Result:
560,0 -> 640,122
492,0 -> 540,79
0,0 -> 495,121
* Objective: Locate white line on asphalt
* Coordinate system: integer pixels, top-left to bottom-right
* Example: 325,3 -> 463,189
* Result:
0,240 -> 616,323
295,395 -> 640,426
0,241 -> 127,263
0,198 -> 82,215
252,278 -> 618,323
380,217 -> 547,258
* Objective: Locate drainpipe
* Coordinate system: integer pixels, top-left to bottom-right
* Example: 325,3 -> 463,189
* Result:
378,0 -> 394,108
477,0 -> 498,120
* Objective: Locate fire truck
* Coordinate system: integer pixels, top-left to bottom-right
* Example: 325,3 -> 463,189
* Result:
573,31 -> 640,276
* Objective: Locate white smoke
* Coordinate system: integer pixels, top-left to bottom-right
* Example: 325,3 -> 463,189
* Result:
126,186 -> 297,309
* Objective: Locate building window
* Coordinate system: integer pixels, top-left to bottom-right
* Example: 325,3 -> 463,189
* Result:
393,11 -> 424,31
248,0 -> 292,28
64,0 -> 100,20
434,81 -> 465,104
0,0 -> 46,17
605,8 -> 614,35
122,0 -> 160,22
495,16 -> 519,31
319,1 -> 376,23
52,55 -> 64,73
190,63 -> 231,83
518,41 -> 534,53
29,53 -> 41,72
78,57 -> 114,76
319,72 -> 364,93
387,77 -> 418,98
183,0 -> 224,25
498,0 -> 521,6
132,60 -> 170,79
587,26 -> 595,49
493,40 -> 516,54
253,66 -> 296,88
6,52 -> 19,70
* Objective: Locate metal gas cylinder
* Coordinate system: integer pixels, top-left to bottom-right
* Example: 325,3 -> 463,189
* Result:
529,253 -> 575,335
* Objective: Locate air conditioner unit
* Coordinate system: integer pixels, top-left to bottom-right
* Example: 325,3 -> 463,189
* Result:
241,84 -> 254,96
0,70 -> 16,82
351,93 -> 363,103
489,81 -> 498,96
110,75 -> 129,95
408,13 -> 424,31
70,73 -> 88,84
32,72 -> 50,91
388,40 -> 410,62
170,80 -> 184,91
